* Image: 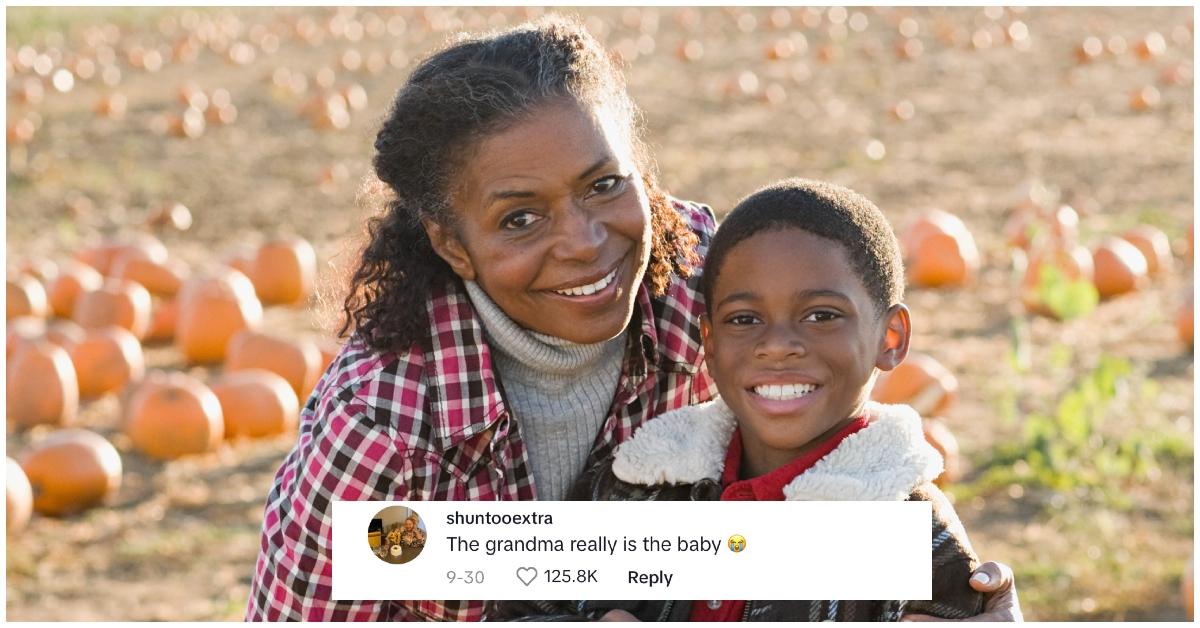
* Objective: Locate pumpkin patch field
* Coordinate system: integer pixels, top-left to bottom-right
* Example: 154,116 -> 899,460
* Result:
5,6 -> 1193,621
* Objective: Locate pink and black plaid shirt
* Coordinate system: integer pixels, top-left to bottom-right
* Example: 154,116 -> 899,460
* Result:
246,200 -> 717,621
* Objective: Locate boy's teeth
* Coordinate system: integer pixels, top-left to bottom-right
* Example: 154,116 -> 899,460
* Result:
752,383 -> 817,400
554,268 -> 617,297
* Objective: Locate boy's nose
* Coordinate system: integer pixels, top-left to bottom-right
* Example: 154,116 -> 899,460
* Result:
754,325 -> 807,360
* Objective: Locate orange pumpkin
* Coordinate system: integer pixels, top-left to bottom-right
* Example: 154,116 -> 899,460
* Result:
144,297 -> 179,343
211,369 -> 300,439
7,341 -> 78,429
902,210 -> 980,287
221,245 -> 256,279
1184,555 -> 1194,620
110,254 -> 188,297
226,330 -> 323,399
7,457 -> 33,532
44,319 -> 87,349
46,260 -> 104,318
76,234 -> 168,275
1021,243 -> 1095,316
251,236 -> 317,305
1091,238 -> 1149,299
16,258 -> 58,283
65,326 -> 145,398
7,316 -> 47,361
175,269 -> 263,363
1178,297 -> 1193,349
72,278 -> 152,339
7,275 -> 49,320
18,428 -> 122,516
125,371 -> 224,459
1120,225 -> 1173,277
871,352 -> 958,417
923,418 -> 961,487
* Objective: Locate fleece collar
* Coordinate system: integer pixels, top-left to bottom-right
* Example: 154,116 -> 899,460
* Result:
611,398 -> 943,501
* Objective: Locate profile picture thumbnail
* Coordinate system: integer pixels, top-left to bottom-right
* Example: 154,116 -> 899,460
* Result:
368,506 -> 427,564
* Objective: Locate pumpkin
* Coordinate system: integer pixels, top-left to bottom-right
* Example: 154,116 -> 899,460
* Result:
7,457 -> 33,532
870,352 -> 958,417
110,254 -> 188,297
76,234 -> 168,276
44,319 -> 87,348
211,369 -> 300,439
65,325 -> 145,398
71,278 -> 152,339
7,275 -> 49,320
251,236 -> 317,305
221,245 -> 256,279
1178,297 -> 1193,349
144,297 -> 179,343
125,371 -> 224,460
1091,238 -> 1149,299
1120,225 -> 1173,276
902,210 -> 980,287
1021,243 -> 1095,317
7,341 -> 78,429
175,269 -> 263,363
226,330 -> 323,399
16,258 -> 58,283
7,316 -> 47,361
46,260 -> 104,318
18,428 -> 122,516
317,338 -> 342,372
1184,555 -> 1194,620
923,418 -> 961,487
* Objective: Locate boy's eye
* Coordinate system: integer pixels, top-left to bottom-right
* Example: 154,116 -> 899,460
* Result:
802,310 -> 841,323
500,210 -> 541,231
589,174 -> 626,196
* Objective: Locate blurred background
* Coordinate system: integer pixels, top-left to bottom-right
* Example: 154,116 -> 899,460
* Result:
4,6 -> 1193,621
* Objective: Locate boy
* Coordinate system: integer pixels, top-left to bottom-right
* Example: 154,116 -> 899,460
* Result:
492,178 -> 984,621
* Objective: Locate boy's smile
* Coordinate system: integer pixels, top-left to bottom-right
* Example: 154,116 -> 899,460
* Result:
700,228 -> 910,478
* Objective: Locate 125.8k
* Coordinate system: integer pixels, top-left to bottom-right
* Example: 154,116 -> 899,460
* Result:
446,571 -> 485,584
546,569 -> 598,583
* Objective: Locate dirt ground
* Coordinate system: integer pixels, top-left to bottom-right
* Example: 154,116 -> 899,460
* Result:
5,6 -> 1194,621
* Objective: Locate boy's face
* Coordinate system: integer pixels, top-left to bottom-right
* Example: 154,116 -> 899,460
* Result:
700,228 -> 911,474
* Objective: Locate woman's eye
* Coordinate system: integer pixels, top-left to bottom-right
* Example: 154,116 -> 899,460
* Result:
803,311 -> 841,323
500,211 -> 540,230
590,175 -> 626,195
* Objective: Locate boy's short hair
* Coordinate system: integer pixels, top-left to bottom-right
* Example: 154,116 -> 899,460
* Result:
701,178 -> 905,315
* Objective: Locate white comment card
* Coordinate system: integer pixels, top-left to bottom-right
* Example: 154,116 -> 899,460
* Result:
332,501 -> 932,601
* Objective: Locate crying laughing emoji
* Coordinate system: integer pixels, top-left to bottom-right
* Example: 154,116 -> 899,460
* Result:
727,534 -> 746,553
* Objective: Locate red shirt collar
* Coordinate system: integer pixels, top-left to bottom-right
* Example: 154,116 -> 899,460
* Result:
719,415 -> 870,501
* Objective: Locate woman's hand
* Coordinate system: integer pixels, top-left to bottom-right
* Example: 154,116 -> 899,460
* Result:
598,609 -> 640,621
903,561 -> 1022,622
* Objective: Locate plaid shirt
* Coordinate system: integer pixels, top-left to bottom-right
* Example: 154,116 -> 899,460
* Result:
246,200 -> 717,621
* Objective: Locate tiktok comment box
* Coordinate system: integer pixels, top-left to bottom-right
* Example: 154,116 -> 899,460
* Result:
332,501 -> 932,601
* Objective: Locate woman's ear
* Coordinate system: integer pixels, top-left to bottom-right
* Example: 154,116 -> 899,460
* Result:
876,304 -> 912,371
422,218 -> 477,281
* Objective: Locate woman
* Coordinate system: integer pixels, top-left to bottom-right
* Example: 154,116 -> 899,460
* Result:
246,16 -> 1019,622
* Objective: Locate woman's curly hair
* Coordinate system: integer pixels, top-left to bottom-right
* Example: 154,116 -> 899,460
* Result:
340,16 -> 699,353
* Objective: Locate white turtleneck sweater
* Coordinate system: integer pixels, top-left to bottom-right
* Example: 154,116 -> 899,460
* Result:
464,281 -> 627,501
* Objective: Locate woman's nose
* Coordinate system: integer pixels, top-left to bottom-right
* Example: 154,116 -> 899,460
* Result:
754,323 -> 807,360
551,202 -> 604,263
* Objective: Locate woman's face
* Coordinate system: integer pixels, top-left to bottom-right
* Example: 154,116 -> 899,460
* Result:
426,100 -> 652,344
404,519 -> 415,530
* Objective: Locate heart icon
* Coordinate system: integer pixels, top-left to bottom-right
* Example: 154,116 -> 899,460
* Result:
516,567 -> 537,586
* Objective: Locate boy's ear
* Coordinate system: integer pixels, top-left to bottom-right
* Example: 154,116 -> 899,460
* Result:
876,304 -> 911,371
423,218 -> 476,281
699,312 -> 714,358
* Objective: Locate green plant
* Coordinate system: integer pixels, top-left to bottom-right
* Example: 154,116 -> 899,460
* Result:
1036,263 -> 1099,320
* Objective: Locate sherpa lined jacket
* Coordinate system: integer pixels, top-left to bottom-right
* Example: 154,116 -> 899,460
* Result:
492,399 -> 984,622
244,200 -> 717,622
